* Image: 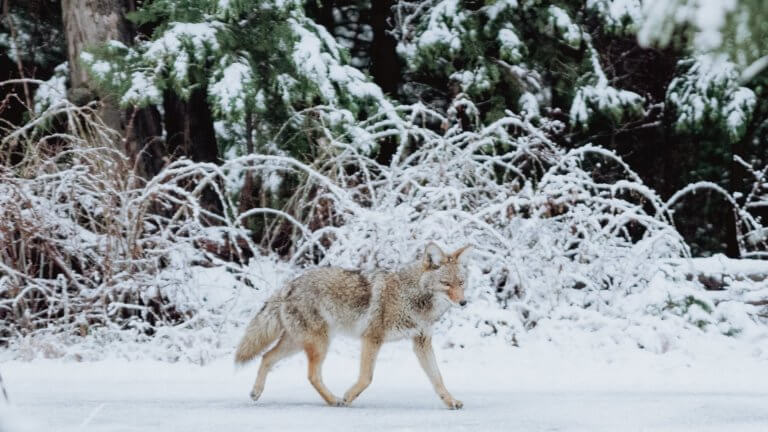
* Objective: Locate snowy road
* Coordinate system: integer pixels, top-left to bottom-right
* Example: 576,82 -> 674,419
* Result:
2,340 -> 768,431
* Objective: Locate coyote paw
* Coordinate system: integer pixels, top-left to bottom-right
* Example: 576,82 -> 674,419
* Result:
443,397 -> 463,410
250,387 -> 263,402
327,397 -> 347,407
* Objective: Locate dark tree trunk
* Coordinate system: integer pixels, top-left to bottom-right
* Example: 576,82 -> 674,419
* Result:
162,88 -> 218,163
162,87 -> 222,218
369,0 -> 400,164
238,109 -> 256,215
122,0 -> 164,177
307,0 -> 335,29
369,0 -> 400,96
124,105 -> 164,177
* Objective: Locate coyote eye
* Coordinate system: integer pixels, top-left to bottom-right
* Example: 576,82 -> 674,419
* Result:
440,281 -> 451,288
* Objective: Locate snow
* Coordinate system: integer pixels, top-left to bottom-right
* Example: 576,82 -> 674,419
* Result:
291,19 -> 338,101
671,254 -> 768,276
32,62 -> 68,113
122,71 -> 162,106
725,87 -> 757,135
548,6 -> 583,49
2,339 -> 768,432
518,92 -> 539,120
450,68 -> 492,93
692,0 -> 737,51
416,0 -> 465,54
570,84 -> 645,127
209,60 -> 253,116
144,22 -> 221,86
484,0 -> 518,21
288,17 -> 398,137
587,0 -> 643,34
498,27 -> 523,62
638,0 -> 738,52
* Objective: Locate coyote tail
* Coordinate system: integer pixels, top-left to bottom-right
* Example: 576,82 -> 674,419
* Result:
234,302 -> 282,364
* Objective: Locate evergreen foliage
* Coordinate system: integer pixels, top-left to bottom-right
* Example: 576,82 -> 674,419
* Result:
83,0 -> 395,159
0,0 -> 64,71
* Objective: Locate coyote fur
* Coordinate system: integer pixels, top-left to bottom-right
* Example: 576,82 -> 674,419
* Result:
234,242 -> 471,409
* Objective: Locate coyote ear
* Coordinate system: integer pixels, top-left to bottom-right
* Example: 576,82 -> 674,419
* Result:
423,242 -> 446,270
451,244 -> 473,263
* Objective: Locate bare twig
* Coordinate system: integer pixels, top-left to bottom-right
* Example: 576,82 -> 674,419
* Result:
0,369 -> 9,403
2,0 -> 33,109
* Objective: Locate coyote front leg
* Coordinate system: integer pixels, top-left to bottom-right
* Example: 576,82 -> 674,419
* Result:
412,334 -> 463,409
343,336 -> 382,405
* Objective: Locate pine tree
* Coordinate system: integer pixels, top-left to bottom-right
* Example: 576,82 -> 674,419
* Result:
393,1 -> 648,129
393,0 -> 765,255
84,0 -> 396,161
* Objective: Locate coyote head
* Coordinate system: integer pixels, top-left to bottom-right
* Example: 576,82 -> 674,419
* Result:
420,242 -> 472,306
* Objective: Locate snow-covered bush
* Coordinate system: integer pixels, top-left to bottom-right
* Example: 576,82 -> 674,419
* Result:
732,156 -> 768,257
2,79 -> 767,361
266,101 -> 765,350
1,101 -> 178,344
0,97 -> 266,354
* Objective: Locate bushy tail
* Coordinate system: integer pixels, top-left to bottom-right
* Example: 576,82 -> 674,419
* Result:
234,302 -> 282,365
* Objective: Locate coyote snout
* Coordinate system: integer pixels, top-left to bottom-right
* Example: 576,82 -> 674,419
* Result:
234,242 -> 472,409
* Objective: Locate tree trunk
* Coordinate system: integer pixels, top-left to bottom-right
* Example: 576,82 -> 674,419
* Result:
162,87 -> 222,219
60,0 -> 128,132
162,88 -> 218,163
369,0 -> 400,96
124,105 -> 164,177
238,109 -> 256,215
369,0 -> 400,165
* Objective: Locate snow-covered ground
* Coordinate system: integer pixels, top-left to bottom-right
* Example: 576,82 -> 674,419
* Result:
2,256 -> 767,431
3,337 -> 768,432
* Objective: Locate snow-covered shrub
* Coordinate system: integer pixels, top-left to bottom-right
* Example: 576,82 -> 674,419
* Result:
194,100 -> 765,351
662,154 -> 768,260
2,80 -> 767,360
262,102 -> 710,349
732,156 -> 768,257
0,97 -> 260,351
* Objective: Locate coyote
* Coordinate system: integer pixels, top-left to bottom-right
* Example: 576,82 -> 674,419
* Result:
234,242 -> 471,409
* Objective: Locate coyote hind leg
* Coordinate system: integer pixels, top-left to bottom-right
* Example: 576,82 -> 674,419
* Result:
304,334 -> 343,406
250,334 -> 300,402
